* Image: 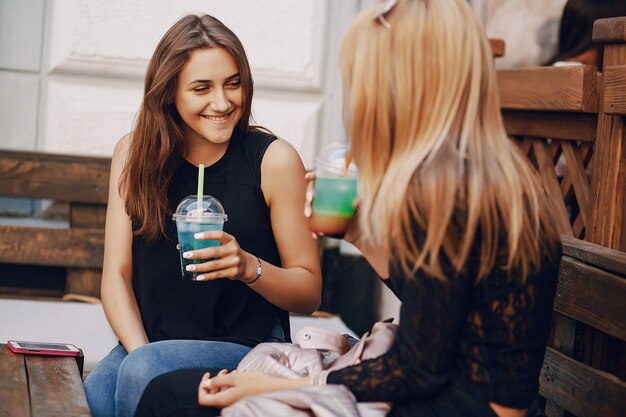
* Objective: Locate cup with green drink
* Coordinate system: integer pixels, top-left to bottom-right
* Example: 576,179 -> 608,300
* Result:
310,143 -> 358,238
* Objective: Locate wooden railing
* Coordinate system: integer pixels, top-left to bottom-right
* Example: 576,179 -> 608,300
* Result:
495,16 -> 626,417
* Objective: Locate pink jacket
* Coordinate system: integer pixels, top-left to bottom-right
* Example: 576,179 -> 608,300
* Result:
221,321 -> 397,417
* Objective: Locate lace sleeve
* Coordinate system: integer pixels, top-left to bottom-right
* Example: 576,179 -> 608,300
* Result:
327,270 -> 469,402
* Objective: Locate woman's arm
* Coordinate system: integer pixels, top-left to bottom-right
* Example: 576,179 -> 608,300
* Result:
197,271 -> 467,408
326,271 -> 467,401
101,134 -> 148,352
182,139 -> 322,314
249,139 -> 322,313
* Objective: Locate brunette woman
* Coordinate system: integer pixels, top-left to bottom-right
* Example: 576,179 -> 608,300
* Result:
83,14 -> 321,417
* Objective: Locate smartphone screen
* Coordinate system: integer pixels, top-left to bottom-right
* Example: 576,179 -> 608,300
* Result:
7,340 -> 81,356
17,342 -> 73,350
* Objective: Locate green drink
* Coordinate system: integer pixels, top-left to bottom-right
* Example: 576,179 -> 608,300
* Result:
310,144 -> 358,238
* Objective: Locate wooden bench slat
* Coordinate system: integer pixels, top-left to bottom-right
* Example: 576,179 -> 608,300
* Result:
497,65 -> 598,112
0,225 -> 104,268
540,347 -> 626,417
26,355 -> 91,417
502,111 -> 597,141
562,235 -> 626,276
554,257 -> 626,342
70,204 -> 107,229
0,151 -> 110,204
0,345 -> 30,417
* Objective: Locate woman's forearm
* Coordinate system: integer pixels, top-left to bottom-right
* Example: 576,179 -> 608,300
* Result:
242,251 -> 321,314
101,272 -> 148,352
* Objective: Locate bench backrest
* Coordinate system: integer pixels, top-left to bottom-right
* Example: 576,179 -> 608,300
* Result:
540,236 -> 626,417
0,150 -> 109,297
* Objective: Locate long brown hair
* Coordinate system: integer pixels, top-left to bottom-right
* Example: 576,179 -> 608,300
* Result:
120,14 -> 254,242
340,0 -> 568,280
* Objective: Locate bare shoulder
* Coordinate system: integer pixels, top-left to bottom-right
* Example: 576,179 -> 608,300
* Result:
262,139 -> 305,173
113,133 -> 132,161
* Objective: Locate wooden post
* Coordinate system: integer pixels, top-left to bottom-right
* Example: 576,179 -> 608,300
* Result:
590,17 -> 626,252
66,204 -> 106,298
573,15 -> 626,386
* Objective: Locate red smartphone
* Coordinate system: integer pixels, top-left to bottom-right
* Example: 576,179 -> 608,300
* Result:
7,340 -> 81,357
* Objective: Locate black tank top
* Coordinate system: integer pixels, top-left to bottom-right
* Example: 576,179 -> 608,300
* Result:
132,128 -> 290,347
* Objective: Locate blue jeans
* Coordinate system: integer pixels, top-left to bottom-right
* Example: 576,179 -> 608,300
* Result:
84,321 -> 284,417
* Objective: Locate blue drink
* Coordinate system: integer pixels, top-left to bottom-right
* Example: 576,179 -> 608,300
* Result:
173,194 -> 228,281
176,221 -> 223,280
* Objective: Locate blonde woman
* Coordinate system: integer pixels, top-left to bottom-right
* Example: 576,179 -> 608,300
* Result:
135,1 -> 567,416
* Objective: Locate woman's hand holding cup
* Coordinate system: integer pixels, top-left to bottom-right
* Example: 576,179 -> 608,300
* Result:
182,230 -> 256,282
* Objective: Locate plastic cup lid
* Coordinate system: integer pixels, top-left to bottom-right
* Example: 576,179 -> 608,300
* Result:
315,143 -> 357,176
172,194 -> 228,222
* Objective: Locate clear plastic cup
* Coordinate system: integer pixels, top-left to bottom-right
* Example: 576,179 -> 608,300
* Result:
310,143 -> 358,238
173,195 -> 227,280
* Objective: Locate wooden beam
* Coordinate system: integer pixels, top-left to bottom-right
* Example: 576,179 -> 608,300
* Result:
66,203 -> 106,298
497,65 -> 598,112
0,150 -> 110,204
0,225 -> 104,268
26,355 -> 91,417
540,347 -> 626,417
555,257 -> 626,342
562,236 -> 626,276
588,30 -> 626,251
0,345 -> 30,417
593,17 -> 626,44
502,111 -> 597,141
602,65 -> 626,115
489,38 -> 505,58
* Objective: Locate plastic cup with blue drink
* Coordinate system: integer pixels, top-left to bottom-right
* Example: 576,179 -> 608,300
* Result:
173,194 -> 227,280
310,143 -> 358,238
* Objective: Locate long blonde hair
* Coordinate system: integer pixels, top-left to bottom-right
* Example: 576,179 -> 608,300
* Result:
340,0 -> 567,280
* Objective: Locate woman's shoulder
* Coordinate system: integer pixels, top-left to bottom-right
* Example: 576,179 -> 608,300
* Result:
240,128 -> 302,170
244,126 -> 278,143
112,132 -> 132,161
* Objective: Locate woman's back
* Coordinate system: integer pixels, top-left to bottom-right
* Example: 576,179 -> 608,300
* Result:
327,232 -> 561,414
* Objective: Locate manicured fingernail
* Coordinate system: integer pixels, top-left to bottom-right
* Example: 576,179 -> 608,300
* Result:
194,232 -> 204,239
196,275 -> 206,281
186,264 -> 196,271
183,251 -> 192,258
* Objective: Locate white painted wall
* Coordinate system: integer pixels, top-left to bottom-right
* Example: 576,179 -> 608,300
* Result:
0,0 -> 360,168
471,0 -> 567,68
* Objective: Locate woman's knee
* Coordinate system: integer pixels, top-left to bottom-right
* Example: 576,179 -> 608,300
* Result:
84,344 -> 127,417
117,343 -> 167,388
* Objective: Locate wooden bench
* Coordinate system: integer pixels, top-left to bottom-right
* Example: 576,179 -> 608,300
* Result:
0,151 -> 109,299
539,236 -> 626,417
0,344 -> 90,416
494,16 -> 626,417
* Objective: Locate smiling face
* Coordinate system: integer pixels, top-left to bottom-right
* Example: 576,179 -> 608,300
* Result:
175,47 -> 243,149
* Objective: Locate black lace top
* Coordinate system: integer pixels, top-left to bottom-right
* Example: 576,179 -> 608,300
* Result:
327,240 -> 561,410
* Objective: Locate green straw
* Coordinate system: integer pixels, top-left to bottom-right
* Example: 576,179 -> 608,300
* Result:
197,164 -> 205,216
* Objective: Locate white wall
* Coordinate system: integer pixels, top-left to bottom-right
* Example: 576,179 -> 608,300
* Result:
472,0 -> 567,68
0,0 -> 361,168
